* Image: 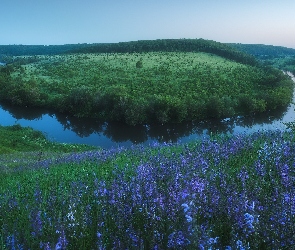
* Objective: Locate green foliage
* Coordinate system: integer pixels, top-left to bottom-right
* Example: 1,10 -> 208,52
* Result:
0,125 -> 96,154
0,44 -> 93,56
124,97 -> 148,125
229,43 -> 295,59
0,46 -> 293,125
64,86 -> 94,117
229,43 -> 295,74
69,39 -> 258,66
267,56 -> 295,75
136,60 -> 143,68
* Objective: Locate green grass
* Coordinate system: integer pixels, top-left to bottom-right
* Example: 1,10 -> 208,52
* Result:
0,124 -> 98,175
14,52 -> 249,98
0,124 -> 96,154
14,52 -> 262,94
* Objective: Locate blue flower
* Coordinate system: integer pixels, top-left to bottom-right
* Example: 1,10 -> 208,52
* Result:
181,203 -> 189,213
244,213 -> 254,229
185,215 -> 193,222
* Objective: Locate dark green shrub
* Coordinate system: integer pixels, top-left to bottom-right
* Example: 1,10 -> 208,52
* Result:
205,96 -> 224,118
124,98 -> 148,125
64,87 -> 94,117
5,79 -> 41,106
237,94 -> 266,114
136,60 -> 143,68
147,95 -> 170,123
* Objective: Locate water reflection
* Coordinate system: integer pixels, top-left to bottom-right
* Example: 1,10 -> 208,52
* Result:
0,103 -> 47,120
0,98 -> 293,148
233,108 -> 288,129
54,113 -> 105,138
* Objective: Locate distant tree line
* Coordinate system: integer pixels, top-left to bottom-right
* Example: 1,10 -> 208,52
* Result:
229,44 -> 295,75
229,43 -> 295,60
68,39 -> 258,66
2,40 -> 294,64
0,44 -> 92,57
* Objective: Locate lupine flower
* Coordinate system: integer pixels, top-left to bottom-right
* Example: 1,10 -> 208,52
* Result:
244,213 -> 254,229
236,240 -> 246,250
185,215 -> 193,223
167,231 -> 190,248
181,203 -> 189,213
30,210 -> 43,236
6,235 -> 16,250
55,229 -> 68,250
42,242 -> 52,250
243,212 -> 258,238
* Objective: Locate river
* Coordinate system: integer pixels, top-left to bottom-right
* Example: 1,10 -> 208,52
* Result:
0,73 -> 294,148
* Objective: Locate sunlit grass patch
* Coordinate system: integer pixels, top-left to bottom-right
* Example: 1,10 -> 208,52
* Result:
16,52 -> 247,87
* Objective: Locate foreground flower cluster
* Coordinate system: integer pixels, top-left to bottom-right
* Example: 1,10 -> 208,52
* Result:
1,130 -> 295,249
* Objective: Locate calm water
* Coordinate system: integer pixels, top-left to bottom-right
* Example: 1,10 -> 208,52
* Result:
1,74 -> 294,148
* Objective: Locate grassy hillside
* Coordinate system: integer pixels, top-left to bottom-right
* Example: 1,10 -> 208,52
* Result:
1,127 -> 295,249
0,39 -> 293,125
229,43 -> 295,75
0,124 -> 95,154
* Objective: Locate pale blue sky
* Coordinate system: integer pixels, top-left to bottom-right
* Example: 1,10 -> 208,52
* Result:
1,0 -> 294,48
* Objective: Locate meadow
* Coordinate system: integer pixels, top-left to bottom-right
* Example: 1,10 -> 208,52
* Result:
1,125 -> 295,249
1,40 -> 295,249
1,49 -> 293,125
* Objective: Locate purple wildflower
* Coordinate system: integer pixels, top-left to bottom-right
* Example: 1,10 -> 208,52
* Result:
55,229 -> 68,250
167,231 -> 190,248
30,210 -> 43,237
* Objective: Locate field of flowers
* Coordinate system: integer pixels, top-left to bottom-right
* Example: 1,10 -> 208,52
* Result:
1,130 -> 295,249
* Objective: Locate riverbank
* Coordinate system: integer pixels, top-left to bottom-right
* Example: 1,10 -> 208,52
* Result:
0,124 -> 97,154
0,72 -> 294,148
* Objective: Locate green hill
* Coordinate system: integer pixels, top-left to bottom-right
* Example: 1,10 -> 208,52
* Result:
0,39 -> 293,125
229,43 -> 295,75
228,43 -> 295,59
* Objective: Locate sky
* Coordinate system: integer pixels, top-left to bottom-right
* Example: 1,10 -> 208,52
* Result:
1,0 -> 294,48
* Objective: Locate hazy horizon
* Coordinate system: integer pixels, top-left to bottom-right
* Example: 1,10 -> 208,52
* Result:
1,0 -> 294,49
